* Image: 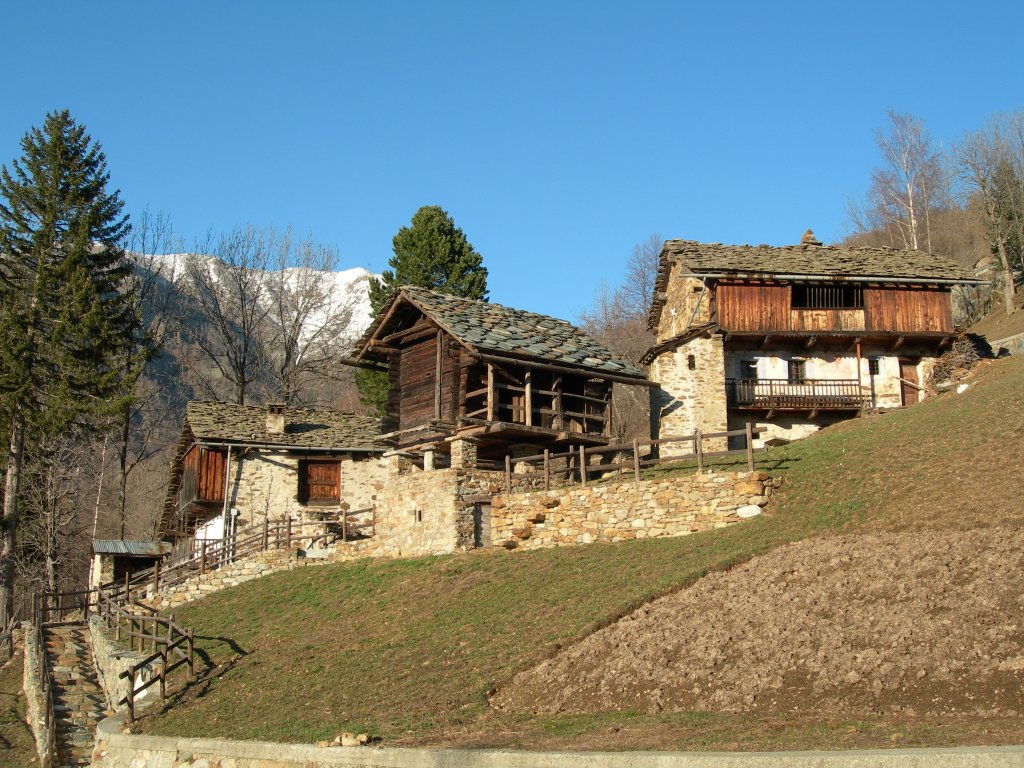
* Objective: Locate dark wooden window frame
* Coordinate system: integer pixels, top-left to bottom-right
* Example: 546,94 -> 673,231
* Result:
792,284 -> 864,310
787,358 -> 808,384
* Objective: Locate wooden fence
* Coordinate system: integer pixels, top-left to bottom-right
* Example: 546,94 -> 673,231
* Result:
115,509 -> 374,601
94,590 -> 195,721
485,423 -> 767,494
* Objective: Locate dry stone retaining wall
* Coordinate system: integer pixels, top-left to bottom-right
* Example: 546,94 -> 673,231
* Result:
491,470 -> 779,550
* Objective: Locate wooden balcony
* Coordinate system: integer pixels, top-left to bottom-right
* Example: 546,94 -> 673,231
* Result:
726,378 -> 868,413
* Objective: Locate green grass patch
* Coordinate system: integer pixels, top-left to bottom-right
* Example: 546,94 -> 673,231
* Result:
143,356 -> 1024,748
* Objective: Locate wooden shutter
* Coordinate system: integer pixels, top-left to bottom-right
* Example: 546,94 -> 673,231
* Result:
301,460 -> 340,503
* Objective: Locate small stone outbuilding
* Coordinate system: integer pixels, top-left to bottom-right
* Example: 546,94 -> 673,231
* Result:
160,402 -> 390,544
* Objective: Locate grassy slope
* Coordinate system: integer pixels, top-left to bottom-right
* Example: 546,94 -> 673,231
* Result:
145,355 -> 1024,748
0,651 -> 39,767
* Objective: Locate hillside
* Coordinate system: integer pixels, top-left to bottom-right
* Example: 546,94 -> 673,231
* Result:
142,355 -> 1024,751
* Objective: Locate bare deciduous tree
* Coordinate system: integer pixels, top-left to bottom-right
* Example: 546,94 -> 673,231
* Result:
848,111 -> 948,253
957,112 -> 1024,315
183,226 -> 273,404
580,234 -> 663,441
15,439 -> 91,595
263,231 -> 361,406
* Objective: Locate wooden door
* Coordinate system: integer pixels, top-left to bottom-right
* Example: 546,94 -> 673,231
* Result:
899,359 -> 920,406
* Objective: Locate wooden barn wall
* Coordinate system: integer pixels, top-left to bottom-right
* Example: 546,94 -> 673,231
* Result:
397,333 -> 438,431
717,283 -> 790,331
864,288 -> 953,333
195,448 -> 226,501
790,308 -> 865,332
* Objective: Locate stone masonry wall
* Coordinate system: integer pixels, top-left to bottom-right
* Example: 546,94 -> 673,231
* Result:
22,626 -> 52,768
229,451 -> 388,531
89,615 -> 155,713
370,460 -> 501,557
650,335 -> 728,449
491,470 -> 779,550
145,548 -> 307,611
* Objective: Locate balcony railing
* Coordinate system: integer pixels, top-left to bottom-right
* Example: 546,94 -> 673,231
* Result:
726,378 -> 868,411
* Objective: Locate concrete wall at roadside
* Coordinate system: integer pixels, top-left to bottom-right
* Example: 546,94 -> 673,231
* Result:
491,470 -> 778,550
91,713 -> 1024,768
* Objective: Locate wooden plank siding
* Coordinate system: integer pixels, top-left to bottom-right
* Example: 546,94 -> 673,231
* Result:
716,282 -> 954,334
790,308 -> 865,332
717,283 -> 790,331
389,321 -> 464,432
182,445 -> 226,503
864,288 -> 953,333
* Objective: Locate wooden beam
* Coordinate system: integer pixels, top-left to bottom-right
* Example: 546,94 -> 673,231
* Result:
434,331 -> 443,420
383,323 -> 439,346
486,364 -> 495,421
524,369 -> 533,426
471,352 -> 654,388
553,375 -> 563,430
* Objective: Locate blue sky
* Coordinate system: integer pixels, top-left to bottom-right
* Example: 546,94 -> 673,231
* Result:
3,1 -> 1022,320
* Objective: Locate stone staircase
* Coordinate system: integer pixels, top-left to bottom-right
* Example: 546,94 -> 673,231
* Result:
45,625 -> 106,767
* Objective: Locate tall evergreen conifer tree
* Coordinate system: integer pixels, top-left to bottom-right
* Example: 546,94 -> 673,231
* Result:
357,205 -> 487,413
0,111 -> 137,625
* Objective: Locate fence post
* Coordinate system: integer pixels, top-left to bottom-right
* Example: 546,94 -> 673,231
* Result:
745,421 -> 755,472
262,517 -> 269,551
159,647 -> 167,700
286,517 -> 292,549
543,449 -> 550,492
200,541 -> 207,574
342,512 -> 348,543
633,439 -> 641,484
579,445 -> 587,487
505,455 -> 512,494
188,628 -> 195,678
695,429 -> 704,473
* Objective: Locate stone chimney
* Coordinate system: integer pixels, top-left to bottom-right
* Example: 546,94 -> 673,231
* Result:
800,228 -> 822,246
266,403 -> 287,435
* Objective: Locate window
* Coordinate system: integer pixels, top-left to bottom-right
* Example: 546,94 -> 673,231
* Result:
788,359 -> 807,384
792,284 -> 864,309
738,359 -> 758,380
687,354 -> 696,371
298,460 -> 340,504
868,358 -> 880,376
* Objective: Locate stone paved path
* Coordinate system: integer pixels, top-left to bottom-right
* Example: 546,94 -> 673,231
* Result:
46,625 -> 106,767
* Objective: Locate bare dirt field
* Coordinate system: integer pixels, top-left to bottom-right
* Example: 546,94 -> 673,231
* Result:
495,526 -> 1024,721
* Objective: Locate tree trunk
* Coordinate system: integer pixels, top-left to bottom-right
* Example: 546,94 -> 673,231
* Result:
996,236 -> 1017,315
118,416 -> 130,539
0,411 -> 26,628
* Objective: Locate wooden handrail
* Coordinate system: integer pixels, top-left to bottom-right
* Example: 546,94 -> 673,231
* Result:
495,423 -> 768,493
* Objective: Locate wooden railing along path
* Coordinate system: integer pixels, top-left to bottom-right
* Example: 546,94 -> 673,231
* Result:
482,422 -> 767,494
120,509 -> 374,600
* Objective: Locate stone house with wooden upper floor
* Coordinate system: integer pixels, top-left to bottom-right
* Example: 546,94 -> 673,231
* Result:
644,230 -> 989,446
161,401 -> 390,546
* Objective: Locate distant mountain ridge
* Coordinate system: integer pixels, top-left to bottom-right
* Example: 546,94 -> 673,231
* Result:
131,252 -> 378,347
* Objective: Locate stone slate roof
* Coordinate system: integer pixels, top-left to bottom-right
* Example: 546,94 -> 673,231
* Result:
184,401 -> 386,451
358,286 -> 647,380
649,239 -> 987,330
